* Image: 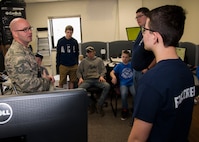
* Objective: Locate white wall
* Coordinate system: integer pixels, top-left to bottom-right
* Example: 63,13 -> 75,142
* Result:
143,0 -> 199,44
177,0 -> 199,44
26,0 -> 119,52
118,0 -> 142,40
28,0 -> 198,53
143,0 -> 177,9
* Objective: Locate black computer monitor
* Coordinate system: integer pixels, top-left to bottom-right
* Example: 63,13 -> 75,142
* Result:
0,88 -> 88,142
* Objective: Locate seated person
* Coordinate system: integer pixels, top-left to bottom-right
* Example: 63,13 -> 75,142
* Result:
77,46 -> 110,117
5,18 -> 54,93
35,53 -> 49,77
110,50 -> 135,120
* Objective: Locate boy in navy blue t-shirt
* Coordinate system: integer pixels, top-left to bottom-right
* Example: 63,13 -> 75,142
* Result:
56,25 -> 79,89
128,5 -> 195,142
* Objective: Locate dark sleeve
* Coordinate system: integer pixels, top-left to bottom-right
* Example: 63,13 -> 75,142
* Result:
133,81 -> 161,123
75,39 -> 79,64
56,39 -> 61,67
76,60 -> 84,79
196,66 -> 199,80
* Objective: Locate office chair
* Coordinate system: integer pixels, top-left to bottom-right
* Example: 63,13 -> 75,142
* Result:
110,80 -> 120,117
87,87 -> 108,109
81,41 -> 108,60
0,71 -> 18,95
109,40 -> 132,58
179,42 -> 198,66
106,63 -> 121,117
0,73 -> 7,95
2,79 -> 18,95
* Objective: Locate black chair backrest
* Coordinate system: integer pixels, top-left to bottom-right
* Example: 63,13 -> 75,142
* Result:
109,40 -> 133,58
179,42 -> 199,66
80,41 -> 107,60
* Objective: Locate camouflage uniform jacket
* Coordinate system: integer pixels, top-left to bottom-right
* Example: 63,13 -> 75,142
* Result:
5,40 -> 50,93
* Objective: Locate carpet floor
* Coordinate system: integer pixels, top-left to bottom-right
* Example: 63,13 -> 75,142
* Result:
88,97 -> 199,142
88,98 -> 132,142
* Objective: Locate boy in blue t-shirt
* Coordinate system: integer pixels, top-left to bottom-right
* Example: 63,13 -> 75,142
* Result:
110,50 -> 135,120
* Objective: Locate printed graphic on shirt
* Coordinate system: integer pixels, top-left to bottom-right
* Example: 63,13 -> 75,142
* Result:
174,86 -> 195,108
73,45 -> 76,53
88,64 -> 97,72
61,45 -> 77,54
121,68 -> 133,79
61,46 -> 65,53
67,44 -> 70,53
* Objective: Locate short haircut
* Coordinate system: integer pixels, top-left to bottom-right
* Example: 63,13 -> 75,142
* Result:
122,50 -> 131,57
136,7 -> 150,15
148,5 -> 186,47
65,25 -> 73,32
35,53 -> 43,60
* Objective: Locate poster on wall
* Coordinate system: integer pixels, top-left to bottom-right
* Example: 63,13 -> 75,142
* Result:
1,6 -> 26,45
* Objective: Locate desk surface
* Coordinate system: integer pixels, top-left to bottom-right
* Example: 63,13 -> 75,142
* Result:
103,58 -> 122,67
110,57 -> 122,63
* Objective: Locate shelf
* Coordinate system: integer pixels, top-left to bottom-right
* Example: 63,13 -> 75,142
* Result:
36,27 -> 52,73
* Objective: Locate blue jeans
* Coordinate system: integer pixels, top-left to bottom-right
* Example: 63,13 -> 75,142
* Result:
79,79 -> 110,106
133,69 -> 143,94
120,85 -> 135,109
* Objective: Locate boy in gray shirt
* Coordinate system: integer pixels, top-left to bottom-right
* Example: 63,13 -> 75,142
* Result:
77,46 -> 110,117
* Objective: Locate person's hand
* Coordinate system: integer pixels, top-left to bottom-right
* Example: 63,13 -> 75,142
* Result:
142,68 -> 148,74
99,76 -> 106,82
111,77 -> 117,85
78,78 -> 84,86
42,70 -> 55,83
48,75 -> 55,83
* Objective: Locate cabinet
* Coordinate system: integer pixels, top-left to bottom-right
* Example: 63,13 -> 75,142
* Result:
36,27 -> 52,73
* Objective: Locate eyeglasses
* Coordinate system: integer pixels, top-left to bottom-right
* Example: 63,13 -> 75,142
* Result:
141,27 -> 155,33
135,15 -> 144,19
15,27 -> 33,33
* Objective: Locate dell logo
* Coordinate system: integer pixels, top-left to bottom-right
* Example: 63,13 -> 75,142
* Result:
0,110 -> 11,116
0,103 -> 13,125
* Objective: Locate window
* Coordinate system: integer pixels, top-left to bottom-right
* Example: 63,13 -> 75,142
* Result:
48,16 -> 82,48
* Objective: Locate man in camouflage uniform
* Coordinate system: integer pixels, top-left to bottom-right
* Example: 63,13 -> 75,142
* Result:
5,18 -> 54,93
